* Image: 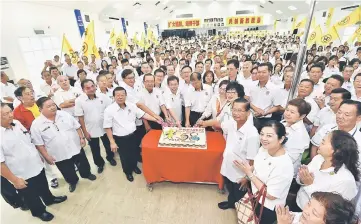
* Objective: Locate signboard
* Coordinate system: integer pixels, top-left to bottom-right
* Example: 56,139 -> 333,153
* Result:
167,19 -> 201,29
225,16 -> 264,27
203,18 -> 224,28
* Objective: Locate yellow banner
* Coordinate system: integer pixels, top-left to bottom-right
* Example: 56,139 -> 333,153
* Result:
334,6 -> 361,29
61,34 -> 78,64
307,25 -> 322,47
296,17 -> 307,29
225,16 -> 263,26
325,8 -> 334,28
110,28 -> 116,46
347,26 -> 361,44
167,19 -> 201,29
292,15 -> 298,30
319,25 -> 340,46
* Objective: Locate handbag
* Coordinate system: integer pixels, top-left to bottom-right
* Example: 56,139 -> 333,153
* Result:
235,185 -> 267,224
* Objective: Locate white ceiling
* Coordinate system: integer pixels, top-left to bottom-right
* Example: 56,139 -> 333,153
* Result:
33,0 -> 360,22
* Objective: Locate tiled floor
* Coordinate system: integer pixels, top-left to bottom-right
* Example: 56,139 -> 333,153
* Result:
1,147 -> 237,224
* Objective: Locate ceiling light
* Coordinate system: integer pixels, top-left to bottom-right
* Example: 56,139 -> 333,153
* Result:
288,5 -> 297,10
170,5 -> 175,9
260,0 -> 266,3
162,0 -> 169,5
276,10 -> 283,14
114,3 -> 122,9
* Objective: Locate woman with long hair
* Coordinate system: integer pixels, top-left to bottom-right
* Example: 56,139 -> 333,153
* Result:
293,130 -> 359,212
271,63 -> 284,86
101,60 -> 109,71
203,70 -> 215,89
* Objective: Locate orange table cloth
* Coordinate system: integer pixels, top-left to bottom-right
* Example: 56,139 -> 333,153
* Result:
142,130 -> 226,189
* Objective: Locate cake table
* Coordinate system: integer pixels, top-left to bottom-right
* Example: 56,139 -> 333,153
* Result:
142,130 -> 226,192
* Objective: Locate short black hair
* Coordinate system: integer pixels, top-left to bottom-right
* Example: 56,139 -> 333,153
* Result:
154,69 -> 165,76
310,63 -> 325,72
328,74 -> 344,86
226,82 -> 245,98
300,78 -> 315,87
49,67 -> 58,73
195,61 -> 204,67
77,69 -> 87,78
96,74 -> 106,82
219,80 -> 230,88
181,65 -> 192,72
258,62 -> 273,72
232,97 -> 250,111
227,59 -> 240,69
121,69 -> 134,79
287,98 -> 311,116
14,87 -> 28,98
354,73 -> 361,81
340,100 -> 361,116
113,86 -> 127,97
205,58 -> 213,65
36,97 -> 52,109
331,88 -> 351,100
261,120 -> 288,144
99,70 -> 108,76
143,73 -> 154,82
120,59 -> 129,64
167,75 -> 179,85
81,79 -> 95,89
349,58 -> 361,66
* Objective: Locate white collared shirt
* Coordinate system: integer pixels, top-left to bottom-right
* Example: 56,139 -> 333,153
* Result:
323,66 -> 340,79
184,84 -> 213,113
62,63 -> 78,80
40,80 -> 59,96
118,82 -> 142,126
281,120 -> 310,176
31,111 -> 82,162
352,93 -> 361,102
310,81 -> 325,98
304,96 -> 320,124
221,116 -> 259,183
0,82 -> 16,103
201,94 -> 226,120
137,88 -> 165,116
313,107 -> 336,131
87,71 -> 98,83
252,147 -> 294,210
1,120 -> 44,180
164,88 -> 182,122
238,74 -> 258,96
296,155 -> 357,209
213,75 -> 242,94
74,93 -> 111,138
249,81 -> 280,118
53,87 -> 83,117
103,102 -> 145,137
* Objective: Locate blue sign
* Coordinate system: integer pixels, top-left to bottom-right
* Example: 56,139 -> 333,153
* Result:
121,18 -> 127,34
156,24 -> 160,37
74,9 -> 85,37
144,22 -> 148,35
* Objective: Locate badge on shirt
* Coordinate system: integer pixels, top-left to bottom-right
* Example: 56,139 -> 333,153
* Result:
205,92 -> 208,96
100,100 -> 103,104
128,109 -> 131,114
266,91 -> 270,95
156,95 -> 159,99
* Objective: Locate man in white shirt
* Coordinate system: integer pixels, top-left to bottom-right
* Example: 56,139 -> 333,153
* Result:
31,97 -> 97,193
0,71 -> 16,108
103,87 -> 160,182
214,59 -> 241,94
40,71 -> 59,98
342,65 -> 355,93
13,79 -> 46,109
314,74 -> 344,110
311,100 -> 361,158
163,76 -> 182,126
1,103 -> 67,221
309,64 -> 326,98
185,72 -> 213,127
137,74 -> 169,131
73,69 -> 88,91
75,79 -> 116,174
238,61 -> 257,97
61,55 -> 78,86
198,98 -> 259,210
53,76 -> 83,117
310,88 -> 351,137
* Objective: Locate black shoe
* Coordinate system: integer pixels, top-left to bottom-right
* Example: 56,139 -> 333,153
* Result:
69,184 -> 77,193
134,167 -> 142,174
138,157 -> 143,163
126,174 -> 134,182
50,178 -> 58,188
218,201 -> 234,210
20,204 -> 29,211
97,166 -> 104,174
87,174 -> 97,181
109,159 -> 117,166
35,211 -> 54,222
45,196 -> 67,206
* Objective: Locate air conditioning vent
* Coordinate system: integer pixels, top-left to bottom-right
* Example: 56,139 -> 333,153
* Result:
341,5 -> 360,10
268,1 -> 274,4
170,10 -> 174,13
163,6 -> 168,10
176,14 -> 193,18
322,11 -> 327,17
84,15 -> 90,22
236,10 -> 255,14
109,17 -> 120,20
34,29 -> 45,35
259,5 -> 264,8
155,1 -> 160,6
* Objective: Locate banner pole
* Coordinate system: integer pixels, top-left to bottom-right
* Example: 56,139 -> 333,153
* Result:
287,0 -> 317,102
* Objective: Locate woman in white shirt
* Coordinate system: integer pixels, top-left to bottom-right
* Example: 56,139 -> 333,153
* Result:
235,120 -> 294,224
294,130 -> 359,212
276,192 -> 356,224
202,71 -> 216,91
271,63 -> 283,86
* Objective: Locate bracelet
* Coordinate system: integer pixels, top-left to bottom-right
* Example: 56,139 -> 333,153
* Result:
247,174 -> 255,180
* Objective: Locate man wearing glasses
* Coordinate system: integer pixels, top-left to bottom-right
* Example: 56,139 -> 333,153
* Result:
31,97 -> 96,193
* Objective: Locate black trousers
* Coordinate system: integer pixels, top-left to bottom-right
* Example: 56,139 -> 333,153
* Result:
1,176 -> 25,208
189,111 -> 203,127
87,134 -> 114,168
55,148 -> 91,185
255,203 -> 277,224
17,169 -> 54,216
181,105 -> 186,126
224,176 -> 248,207
148,120 -> 162,130
134,124 -> 146,160
114,133 -> 138,175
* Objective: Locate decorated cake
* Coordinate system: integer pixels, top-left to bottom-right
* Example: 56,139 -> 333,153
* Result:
158,127 -> 207,149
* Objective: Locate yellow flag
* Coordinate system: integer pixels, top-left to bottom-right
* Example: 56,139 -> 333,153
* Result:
319,25 -> 340,46
296,17 -> 307,29
292,15 -> 298,30
62,34 -> 78,64
115,32 -> 127,49
273,20 -> 278,31
307,25 -> 322,47
347,26 -> 361,44
296,31 -> 305,37
110,28 -> 116,46
132,33 -> 139,46
311,18 -> 316,29
325,8 -> 334,28
334,6 -> 361,29
82,21 -> 100,58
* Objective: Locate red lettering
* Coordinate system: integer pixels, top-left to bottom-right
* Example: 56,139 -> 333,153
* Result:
245,18 -> 250,24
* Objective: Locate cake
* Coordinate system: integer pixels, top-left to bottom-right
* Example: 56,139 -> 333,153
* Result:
158,127 -> 207,149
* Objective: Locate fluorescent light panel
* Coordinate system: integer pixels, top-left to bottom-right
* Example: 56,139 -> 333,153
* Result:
288,5 -> 297,10
276,10 -> 283,14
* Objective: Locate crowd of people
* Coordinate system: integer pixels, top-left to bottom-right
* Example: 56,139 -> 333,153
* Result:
1,34 -> 361,223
